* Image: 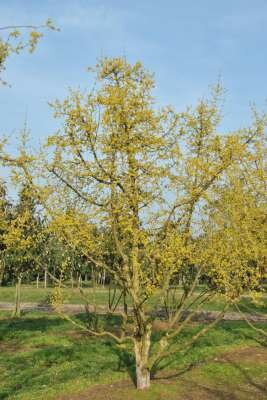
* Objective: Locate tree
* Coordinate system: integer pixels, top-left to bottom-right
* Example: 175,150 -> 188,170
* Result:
0,18 -> 58,166
0,18 -> 58,85
8,58 -> 267,388
3,183 -> 44,316
203,130 -> 267,295
0,19 -> 58,292
0,179 -> 13,285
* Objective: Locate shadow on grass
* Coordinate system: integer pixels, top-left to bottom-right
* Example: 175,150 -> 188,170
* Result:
223,355 -> 267,396
242,331 -> 267,347
1,313 -> 266,400
1,339 -> 123,400
152,359 -> 267,400
111,346 -> 136,385
152,359 -> 205,381
0,313 -> 131,399
0,315 -> 68,339
0,344 -> 78,400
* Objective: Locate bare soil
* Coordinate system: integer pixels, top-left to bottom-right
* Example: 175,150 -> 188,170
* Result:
217,346 -> 267,364
1,302 -> 266,322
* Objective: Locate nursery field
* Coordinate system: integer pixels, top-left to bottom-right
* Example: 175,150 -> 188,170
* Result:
1,1 -> 267,399
1,285 -> 267,314
0,310 -> 267,400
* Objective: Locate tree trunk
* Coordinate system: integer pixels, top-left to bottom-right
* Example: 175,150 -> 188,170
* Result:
0,270 -> 4,286
13,276 -> 22,318
134,329 -> 151,389
123,289 -> 128,315
36,274 -> 39,289
71,270 -> 74,288
44,268 -> 47,288
0,257 -> 5,286
77,274 -> 82,288
136,362 -> 150,390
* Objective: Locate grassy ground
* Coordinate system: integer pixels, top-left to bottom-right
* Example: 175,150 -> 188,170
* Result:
0,285 -> 266,314
0,310 -> 266,400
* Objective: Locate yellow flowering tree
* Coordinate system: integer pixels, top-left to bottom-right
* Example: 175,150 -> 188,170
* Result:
0,18 -> 58,85
3,184 -> 44,316
7,58 -> 266,388
0,180 -> 12,285
203,134 -> 267,298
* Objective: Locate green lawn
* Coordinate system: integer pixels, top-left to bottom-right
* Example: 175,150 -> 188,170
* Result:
0,285 -> 266,314
0,310 -> 266,399
0,285 -> 111,305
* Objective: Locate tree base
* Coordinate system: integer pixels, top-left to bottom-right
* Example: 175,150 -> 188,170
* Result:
136,367 -> 150,389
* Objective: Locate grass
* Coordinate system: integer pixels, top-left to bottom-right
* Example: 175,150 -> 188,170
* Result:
0,310 -> 266,400
0,311 -> 126,400
0,284 -> 266,314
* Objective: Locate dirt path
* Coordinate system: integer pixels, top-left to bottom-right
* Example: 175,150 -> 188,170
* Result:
1,301 -> 267,322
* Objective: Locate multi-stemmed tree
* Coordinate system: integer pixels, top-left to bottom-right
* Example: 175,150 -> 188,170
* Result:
30,58 -> 265,389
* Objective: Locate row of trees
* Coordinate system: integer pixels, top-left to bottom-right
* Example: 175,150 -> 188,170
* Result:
0,180 -> 111,313
1,23 -> 266,389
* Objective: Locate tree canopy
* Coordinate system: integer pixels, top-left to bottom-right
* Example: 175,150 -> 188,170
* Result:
1,57 -> 266,389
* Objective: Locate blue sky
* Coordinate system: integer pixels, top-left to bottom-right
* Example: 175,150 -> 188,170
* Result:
1,0 -> 267,149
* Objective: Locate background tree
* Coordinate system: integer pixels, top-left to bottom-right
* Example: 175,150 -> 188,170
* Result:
0,18 -> 58,85
0,18 -> 58,178
3,183 -> 44,316
0,16 -> 58,290
0,179 -> 13,285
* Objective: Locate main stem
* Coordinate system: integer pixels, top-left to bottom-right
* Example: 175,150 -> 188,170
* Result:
134,328 -> 151,389
13,276 -> 21,317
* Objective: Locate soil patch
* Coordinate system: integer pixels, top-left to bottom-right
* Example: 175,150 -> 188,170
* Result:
216,346 -> 267,364
0,340 -> 27,353
58,347 -> 267,400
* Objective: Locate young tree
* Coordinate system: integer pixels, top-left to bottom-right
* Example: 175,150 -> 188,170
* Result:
0,179 -> 13,285
3,183 -> 43,316
10,58 -> 267,388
